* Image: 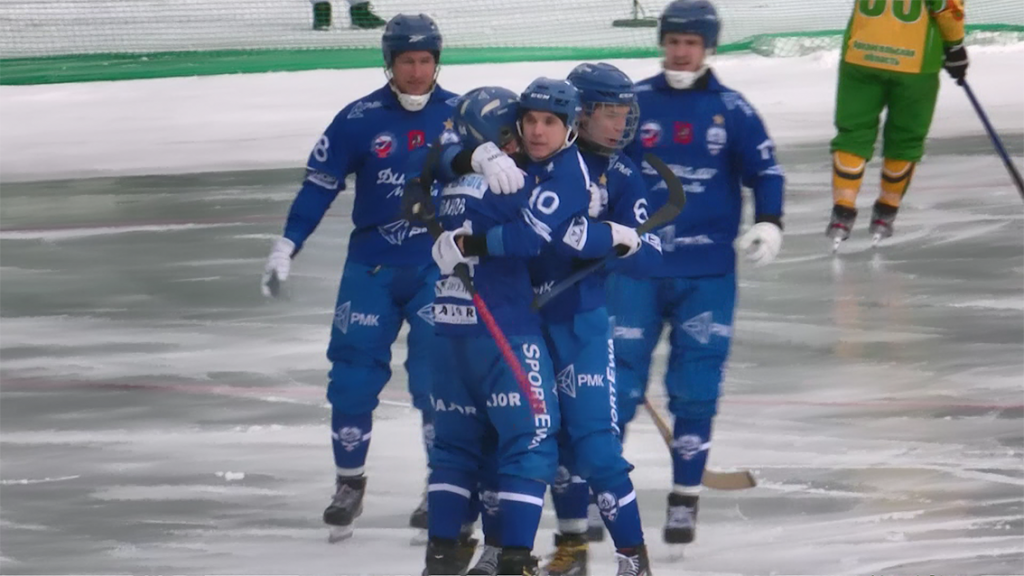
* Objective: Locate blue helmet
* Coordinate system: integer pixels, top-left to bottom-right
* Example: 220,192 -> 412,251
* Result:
659,0 -> 721,50
381,14 -> 443,67
519,77 -> 583,129
567,62 -> 639,152
453,87 -> 520,149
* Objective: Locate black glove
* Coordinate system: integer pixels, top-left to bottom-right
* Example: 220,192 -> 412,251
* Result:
943,43 -> 968,82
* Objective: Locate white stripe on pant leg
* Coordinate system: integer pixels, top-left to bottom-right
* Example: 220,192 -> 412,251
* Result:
429,483 -> 472,499
618,490 -> 637,508
336,466 -> 365,476
498,491 -> 545,507
672,484 -> 702,496
558,519 -> 588,534
570,475 -> 586,484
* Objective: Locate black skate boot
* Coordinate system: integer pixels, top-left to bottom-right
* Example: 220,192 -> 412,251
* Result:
585,492 -> 606,542
868,201 -> 898,246
312,1 -> 332,30
468,543 -> 501,575
826,205 -> 858,252
663,493 -> 698,544
543,532 -> 588,576
425,537 -> 472,576
350,1 -> 386,29
614,544 -> 652,576
497,547 -> 540,576
323,475 -> 366,542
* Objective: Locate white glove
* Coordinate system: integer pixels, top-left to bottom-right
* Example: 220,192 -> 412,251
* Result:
431,221 -> 478,275
606,221 -> 641,258
471,142 -> 525,195
261,236 -> 296,297
738,222 -> 783,266
587,181 -> 607,218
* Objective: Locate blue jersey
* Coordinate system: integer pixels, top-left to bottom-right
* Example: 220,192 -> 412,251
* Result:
432,145 -> 620,335
433,173 -> 541,338
483,146 -> 615,261
626,71 -> 784,278
531,150 -> 662,323
282,84 -> 460,266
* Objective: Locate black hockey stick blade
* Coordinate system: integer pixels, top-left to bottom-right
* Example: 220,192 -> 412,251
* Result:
531,153 -> 687,309
635,152 -> 687,235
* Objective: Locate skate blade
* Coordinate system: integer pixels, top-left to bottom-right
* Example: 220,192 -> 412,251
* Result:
871,232 -> 883,247
831,236 -> 843,253
409,528 -> 428,546
327,525 -> 354,543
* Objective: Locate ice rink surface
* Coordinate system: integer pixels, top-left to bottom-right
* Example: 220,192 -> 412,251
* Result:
1,47 -> 1023,575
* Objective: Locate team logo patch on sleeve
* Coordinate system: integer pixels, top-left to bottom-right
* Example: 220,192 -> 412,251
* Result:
562,215 -> 589,251
305,169 -> 339,190
371,132 -> 396,158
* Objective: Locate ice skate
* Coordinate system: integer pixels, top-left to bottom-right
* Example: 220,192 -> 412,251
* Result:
324,475 -> 366,543
543,533 -> 588,576
614,544 -> 652,576
424,537 -> 471,576
350,1 -> 386,29
826,205 -> 857,253
497,548 -> 540,576
467,544 -> 501,575
663,493 -> 698,544
869,202 -> 898,247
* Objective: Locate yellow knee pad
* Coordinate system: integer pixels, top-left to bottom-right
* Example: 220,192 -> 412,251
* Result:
832,151 -> 866,209
878,159 -> 916,208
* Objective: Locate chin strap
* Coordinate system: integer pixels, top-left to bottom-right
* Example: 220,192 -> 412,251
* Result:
663,64 -> 709,90
386,66 -> 440,112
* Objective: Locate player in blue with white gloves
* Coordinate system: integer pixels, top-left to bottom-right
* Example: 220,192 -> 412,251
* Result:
259,14 -> 524,543
610,0 -> 785,546
536,62 -> 660,576
426,78 -> 644,576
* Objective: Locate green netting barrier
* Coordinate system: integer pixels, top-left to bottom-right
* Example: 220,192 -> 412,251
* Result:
1,1 -> 1022,85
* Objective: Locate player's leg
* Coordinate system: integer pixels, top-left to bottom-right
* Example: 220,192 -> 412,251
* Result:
310,0 -> 331,30
468,445 -> 502,575
662,273 -> 736,544
872,71 -> 941,242
484,334 -> 561,574
425,336 -> 486,575
546,441 -> 591,574
323,261 -> 403,541
606,274 -> 663,436
399,263 -> 442,529
828,62 -> 888,243
548,307 -> 649,574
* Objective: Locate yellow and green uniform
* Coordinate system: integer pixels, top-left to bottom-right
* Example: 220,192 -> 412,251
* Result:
830,0 -> 965,209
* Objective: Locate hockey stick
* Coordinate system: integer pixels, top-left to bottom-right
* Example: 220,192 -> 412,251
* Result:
405,143 -> 545,416
958,79 -> 1024,199
643,398 -> 757,491
532,153 -> 686,310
